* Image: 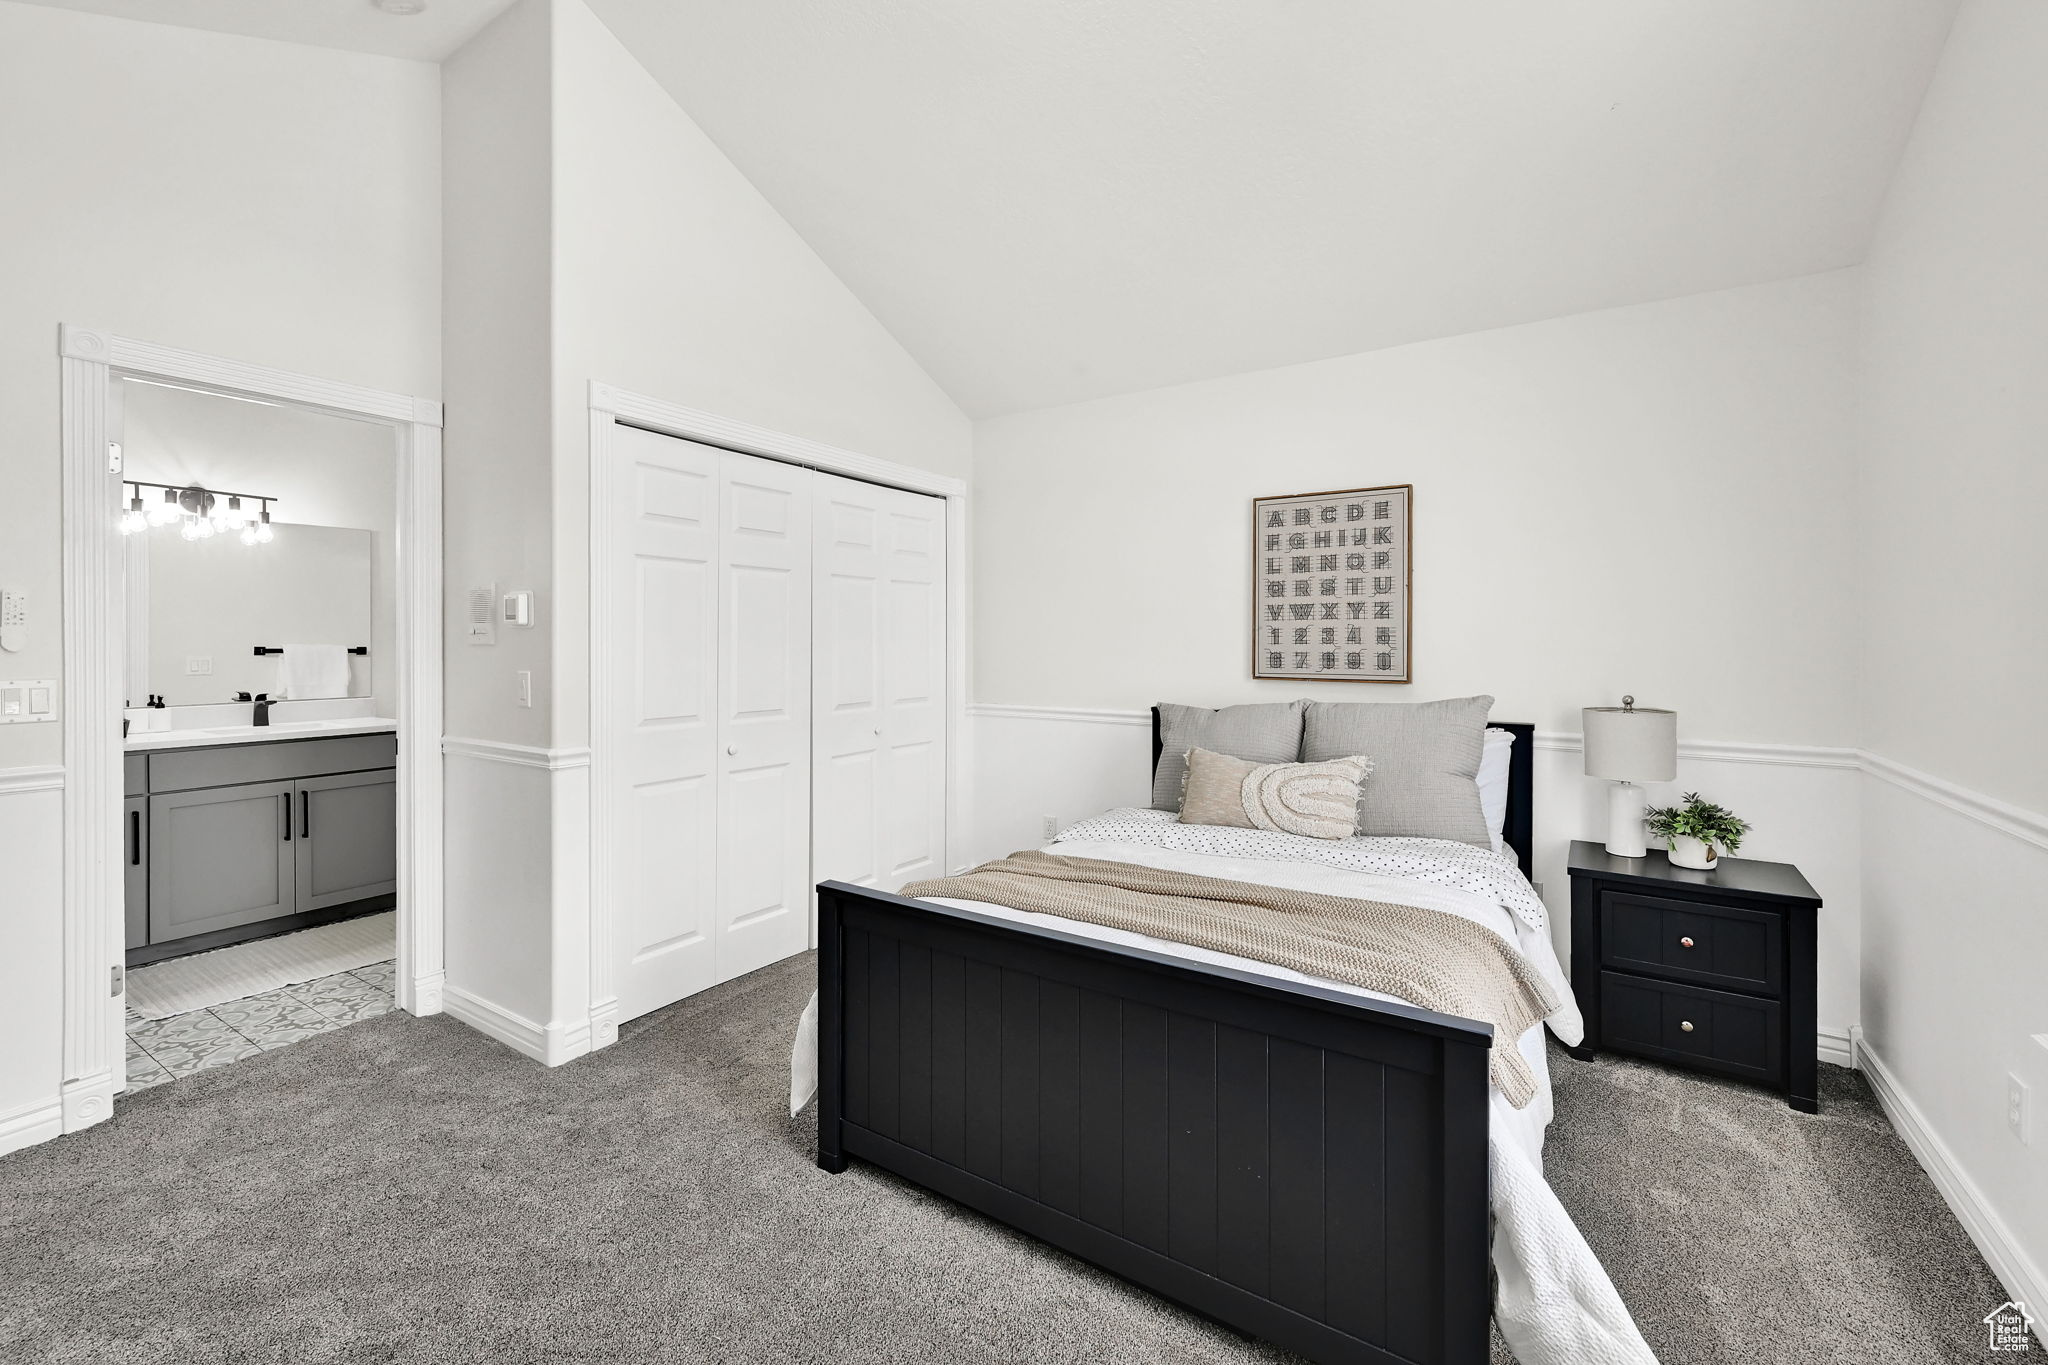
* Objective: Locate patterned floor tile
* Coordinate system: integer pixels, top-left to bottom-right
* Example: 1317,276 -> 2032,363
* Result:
209,989 -> 341,1051
350,959 -> 397,990
128,1009 -> 261,1078
285,971 -> 395,1024
124,1038 -> 173,1092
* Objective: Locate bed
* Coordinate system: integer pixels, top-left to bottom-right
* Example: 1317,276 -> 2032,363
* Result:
802,716 -> 1651,1365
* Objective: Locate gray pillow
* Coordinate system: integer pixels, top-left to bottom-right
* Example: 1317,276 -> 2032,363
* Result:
1151,700 -> 1307,810
1301,696 -> 1494,845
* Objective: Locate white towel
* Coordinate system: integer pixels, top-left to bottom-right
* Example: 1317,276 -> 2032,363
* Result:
280,644 -> 350,700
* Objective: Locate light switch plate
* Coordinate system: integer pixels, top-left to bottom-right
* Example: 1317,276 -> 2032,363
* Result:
0,679 -> 56,723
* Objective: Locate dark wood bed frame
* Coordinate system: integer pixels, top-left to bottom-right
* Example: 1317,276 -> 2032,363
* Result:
815,717 -> 1535,1365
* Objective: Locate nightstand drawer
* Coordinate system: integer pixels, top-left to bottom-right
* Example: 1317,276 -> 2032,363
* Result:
1600,971 -> 1783,1086
1600,891 -> 1782,995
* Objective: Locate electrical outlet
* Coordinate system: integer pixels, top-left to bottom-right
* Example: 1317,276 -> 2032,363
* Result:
2009,1073 -> 2033,1144
1041,815 -> 1059,843
185,656 -> 212,675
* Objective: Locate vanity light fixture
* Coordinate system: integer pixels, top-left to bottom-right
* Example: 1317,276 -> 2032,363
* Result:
120,481 -> 279,545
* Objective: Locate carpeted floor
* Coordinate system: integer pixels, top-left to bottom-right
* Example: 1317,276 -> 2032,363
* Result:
0,952 -> 2011,1364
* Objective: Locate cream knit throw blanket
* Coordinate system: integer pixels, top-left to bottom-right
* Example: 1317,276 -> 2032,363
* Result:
904,850 -> 1562,1107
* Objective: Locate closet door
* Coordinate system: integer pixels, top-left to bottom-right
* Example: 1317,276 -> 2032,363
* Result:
610,426 -> 721,1022
712,452 -> 814,981
812,471 -> 946,900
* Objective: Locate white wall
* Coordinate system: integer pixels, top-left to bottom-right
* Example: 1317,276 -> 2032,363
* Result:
122,381 -> 397,707
1855,0 -> 2048,1313
974,271 -> 1860,740
969,272 -> 1866,1037
438,0 -> 972,1049
0,1 -> 439,1133
549,0 -> 971,752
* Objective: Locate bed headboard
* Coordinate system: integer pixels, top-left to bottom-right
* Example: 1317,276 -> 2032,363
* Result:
1149,709 -> 1536,879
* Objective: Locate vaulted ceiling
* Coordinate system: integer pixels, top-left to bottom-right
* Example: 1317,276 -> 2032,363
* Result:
585,0 -> 1957,415
16,0 -> 515,60
22,0 -> 1960,416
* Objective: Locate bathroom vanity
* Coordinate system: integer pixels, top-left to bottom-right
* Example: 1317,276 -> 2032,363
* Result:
124,724 -> 398,965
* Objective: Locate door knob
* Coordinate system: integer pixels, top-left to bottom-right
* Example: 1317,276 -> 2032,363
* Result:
726,744 -> 739,756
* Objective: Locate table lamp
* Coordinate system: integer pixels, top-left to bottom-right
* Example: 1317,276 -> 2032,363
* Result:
1583,695 -> 1677,857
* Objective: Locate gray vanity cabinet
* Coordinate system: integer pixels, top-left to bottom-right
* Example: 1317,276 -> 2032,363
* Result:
123,797 -> 149,951
148,780 -> 299,942
295,769 -> 398,912
129,731 -> 399,962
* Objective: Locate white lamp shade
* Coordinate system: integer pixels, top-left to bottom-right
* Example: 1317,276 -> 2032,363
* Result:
1583,705 -> 1677,782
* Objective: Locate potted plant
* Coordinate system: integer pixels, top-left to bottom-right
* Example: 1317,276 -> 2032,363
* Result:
1644,792 -> 1750,870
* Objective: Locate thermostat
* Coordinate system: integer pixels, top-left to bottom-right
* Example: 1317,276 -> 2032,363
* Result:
502,590 -> 535,628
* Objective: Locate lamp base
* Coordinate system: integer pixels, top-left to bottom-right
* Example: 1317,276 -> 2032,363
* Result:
1604,781 -> 1648,858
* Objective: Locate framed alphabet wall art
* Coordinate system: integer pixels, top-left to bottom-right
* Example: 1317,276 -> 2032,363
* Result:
1252,484 -> 1412,683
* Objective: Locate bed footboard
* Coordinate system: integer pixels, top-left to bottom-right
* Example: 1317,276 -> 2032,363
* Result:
816,880 -> 1493,1365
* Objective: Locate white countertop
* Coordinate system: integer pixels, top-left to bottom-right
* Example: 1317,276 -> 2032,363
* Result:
125,717 -> 398,752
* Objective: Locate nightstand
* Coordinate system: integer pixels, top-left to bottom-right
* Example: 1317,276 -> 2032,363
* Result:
1566,839 -> 1823,1112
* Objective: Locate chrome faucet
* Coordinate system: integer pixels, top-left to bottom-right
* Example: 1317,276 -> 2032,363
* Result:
233,691 -> 272,726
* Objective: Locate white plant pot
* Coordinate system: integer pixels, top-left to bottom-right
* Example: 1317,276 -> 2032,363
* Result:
1667,835 -> 1719,870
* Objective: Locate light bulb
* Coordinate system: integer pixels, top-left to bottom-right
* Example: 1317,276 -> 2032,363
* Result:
255,520 -> 274,544
119,509 -> 147,535
179,520 -> 200,541
240,526 -> 258,546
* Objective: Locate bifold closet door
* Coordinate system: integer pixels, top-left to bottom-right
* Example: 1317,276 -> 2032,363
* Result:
609,427 -> 813,1023
811,471 -> 946,900
712,452 -> 813,982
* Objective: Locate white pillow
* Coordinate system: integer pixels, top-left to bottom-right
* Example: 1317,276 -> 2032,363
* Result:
1477,727 -> 1514,854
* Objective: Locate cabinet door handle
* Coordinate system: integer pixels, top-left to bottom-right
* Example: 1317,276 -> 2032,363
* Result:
1679,936 -> 1695,949
282,793 -> 292,842
301,791 -> 310,840
129,810 -> 140,866
1679,1020 -> 1695,1033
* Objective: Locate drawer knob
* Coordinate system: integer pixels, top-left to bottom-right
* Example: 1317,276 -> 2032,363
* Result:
1679,1020 -> 1695,1033
1679,936 -> 1695,949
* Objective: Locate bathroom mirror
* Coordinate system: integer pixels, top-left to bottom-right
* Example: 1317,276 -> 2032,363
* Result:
129,523 -> 373,706
117,375 -> 396,711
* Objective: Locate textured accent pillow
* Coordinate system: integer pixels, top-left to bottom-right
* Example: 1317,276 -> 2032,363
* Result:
1301,696 -> 1494,845
1177,747 -> 1373,841
1150,700 -> 1307,811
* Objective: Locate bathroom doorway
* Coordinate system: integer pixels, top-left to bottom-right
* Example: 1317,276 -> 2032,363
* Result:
116,377 -> 405,1087
56,326 -> 443,1135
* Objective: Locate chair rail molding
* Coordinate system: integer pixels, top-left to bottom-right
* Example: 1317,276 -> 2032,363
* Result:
585,382 -> 971,1055
1860,751 -> 2048,853
56,325 -> 444,1143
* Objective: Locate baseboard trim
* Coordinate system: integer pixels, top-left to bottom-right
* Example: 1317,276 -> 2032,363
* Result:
0,1099 -> 63,1157
442,737 -> 593,771
1816,1024 -> 1857,1069
443,985 -> 591,1067
1856,1028 -> 2047,1335
0,765 -> 65,795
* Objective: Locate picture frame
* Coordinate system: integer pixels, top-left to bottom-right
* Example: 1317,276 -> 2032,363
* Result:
1251,483 -> 1412,683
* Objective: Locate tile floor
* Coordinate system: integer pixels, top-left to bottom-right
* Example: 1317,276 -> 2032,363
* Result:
123,958 -> 397,1091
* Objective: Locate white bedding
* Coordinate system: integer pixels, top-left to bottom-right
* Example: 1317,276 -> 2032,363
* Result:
789,811 -> 1656,1365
